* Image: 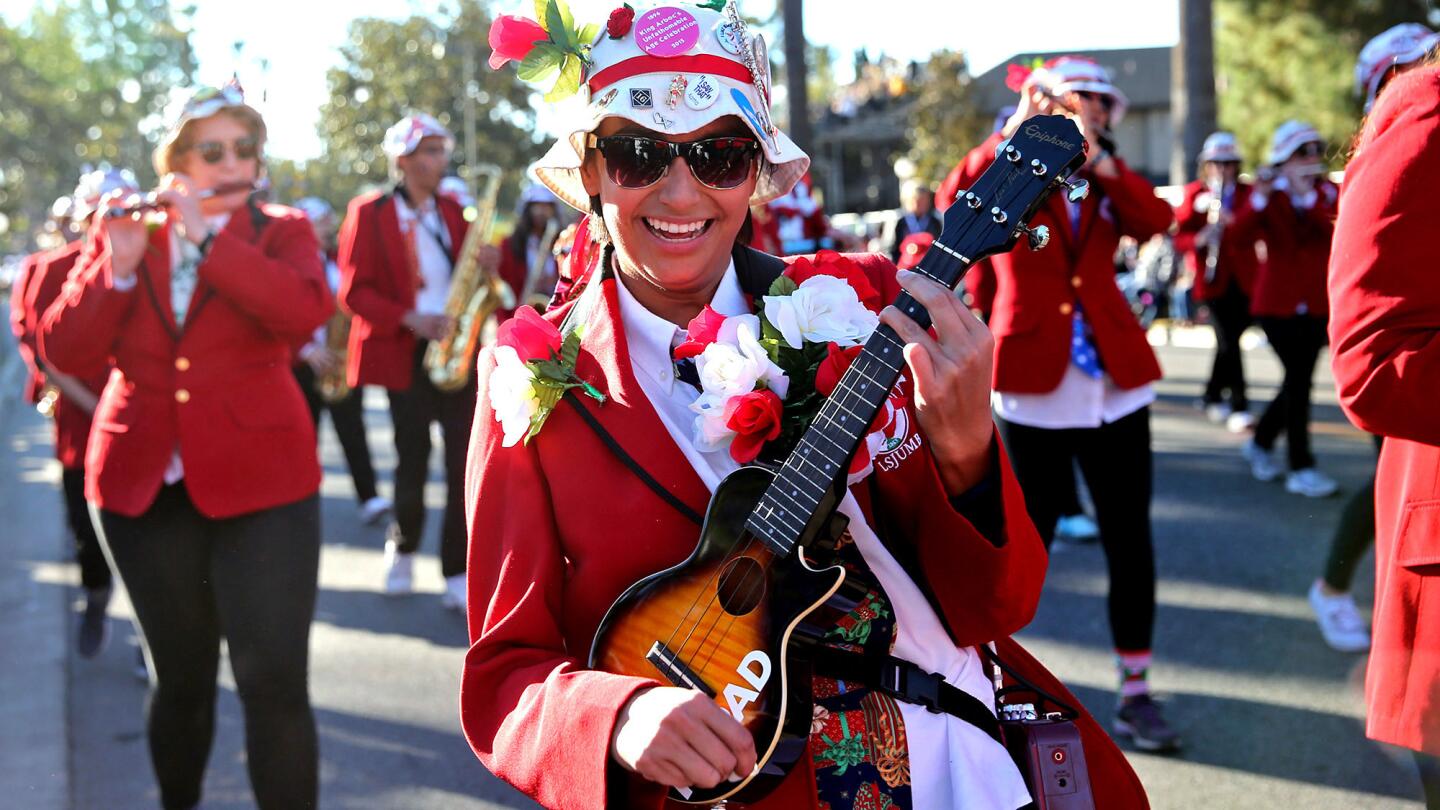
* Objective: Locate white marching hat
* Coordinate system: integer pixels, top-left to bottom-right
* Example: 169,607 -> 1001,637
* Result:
1030,56 -> 1130,125
1266,120 -> 1323,166
1356,23 -> 1440,112
1199,131 -> 1241,163
383,114 -> 454,160
492,1 -> 809,212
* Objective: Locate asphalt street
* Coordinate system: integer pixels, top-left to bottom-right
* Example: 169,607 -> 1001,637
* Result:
0,332 -> 1425,809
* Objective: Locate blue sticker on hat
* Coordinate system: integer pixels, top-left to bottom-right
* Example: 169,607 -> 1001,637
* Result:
730,88 -> 773,149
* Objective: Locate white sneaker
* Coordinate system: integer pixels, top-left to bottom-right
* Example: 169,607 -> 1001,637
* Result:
1308,580 -> 1371,652
359,496 -> 393,526
1241,439 -> 1281,482
382,541 -> 414,595
1055,513 -> 1100,542
441,574 -> 467,612
1286,468 -> 1338,498
1226,411 -> 1255,433
1204,402 -> 1232,424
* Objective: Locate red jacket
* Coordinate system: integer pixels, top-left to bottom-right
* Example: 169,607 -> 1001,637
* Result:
1328,65 -> 1440,756
337,188 -> 469,390
1171,179 -> 1262,301
10,250 -> 47,404
27,242 -> 109,468
461,249 -> 1150,810
495,236 -> 535,318
40,204 -> 331,519
939,132 -> 1171,394
1249,179 -> 1337,319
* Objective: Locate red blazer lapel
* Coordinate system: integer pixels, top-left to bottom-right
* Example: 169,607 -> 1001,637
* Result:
569,275 -> 712,519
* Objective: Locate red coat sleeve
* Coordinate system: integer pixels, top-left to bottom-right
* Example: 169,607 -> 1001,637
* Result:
39,225 -> 137,378
10,253 -> 41,379
198,214 -> 332,341
1171,182 -> 1205,255
462,348 -> 657,810
1329,69 -> 1440,446
1089,158 -> 1174,241
338,197 -> 409,332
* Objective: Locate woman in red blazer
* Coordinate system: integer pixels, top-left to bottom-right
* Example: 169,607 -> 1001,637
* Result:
40,80 -> 331,810
496,184 -> 563,312
1329,56 -> 1440,807
939,56 -> 1181,751
466,7 -> 1149,808
1240,120 -> 1340,498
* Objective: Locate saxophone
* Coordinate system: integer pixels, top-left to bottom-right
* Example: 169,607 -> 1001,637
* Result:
424,164 -> 510,392
517,218 -> 561,312
316,307 -> 352,403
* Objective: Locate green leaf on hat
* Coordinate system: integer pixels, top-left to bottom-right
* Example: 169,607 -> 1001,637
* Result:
518,43 -> 563,82
577,21 -> 601,47
698,0 -> 728,9
533,0 -> 548,26
545,53 -> 583,102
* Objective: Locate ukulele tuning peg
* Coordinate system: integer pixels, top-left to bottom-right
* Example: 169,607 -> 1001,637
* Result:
1023,224 -> 1050,251
1062,178 -> 1090,203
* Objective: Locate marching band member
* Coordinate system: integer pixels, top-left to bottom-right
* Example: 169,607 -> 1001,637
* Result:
1327,33 -> 1440,807
39,79 -> 331,809
18,169 -> 140,659
337,114 -> 486,611
1172,131 -> 1261,433
496,184 -> 563,310
464,4 -> 1148,808
1240,120 -> 1340,498
939,55 -> 1182,751
293,196 -> 391,525
887,179 -> 941,265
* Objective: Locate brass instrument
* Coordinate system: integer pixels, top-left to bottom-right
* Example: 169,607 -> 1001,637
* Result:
423,164 -> 510,392
36,385 -> 60,420
517,219 -> 561,311
316,307 -> 352,403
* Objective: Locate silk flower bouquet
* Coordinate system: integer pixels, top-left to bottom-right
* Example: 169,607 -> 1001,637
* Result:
491,252 -> 898,479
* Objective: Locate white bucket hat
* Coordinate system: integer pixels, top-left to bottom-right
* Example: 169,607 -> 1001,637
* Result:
383,113 -> 455,160
1266,120 -> 1323,166
1198,131 -> 1241,163
1356,23 -> 1440,112
1029,56 -> 1130,125
492,1 -> 809,212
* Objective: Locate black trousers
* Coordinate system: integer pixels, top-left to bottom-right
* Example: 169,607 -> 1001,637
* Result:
1322,435 -> 1384,592
998,407 -> 1157,652
94,486 -> 320,810
387,342 -> 475,578
62,467 -> 111,591
1202,281 -> 1252,412
1254,315 -> 1328,471
293,363 -> 379,504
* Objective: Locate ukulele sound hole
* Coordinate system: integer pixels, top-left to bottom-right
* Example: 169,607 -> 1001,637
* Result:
717,557 -> 765,616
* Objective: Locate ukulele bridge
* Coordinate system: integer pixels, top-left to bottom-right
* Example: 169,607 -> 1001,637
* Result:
646,641 -> 717,697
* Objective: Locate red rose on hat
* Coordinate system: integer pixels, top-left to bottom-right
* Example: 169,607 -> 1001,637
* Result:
496,305 -> 562,362
488,15 -> 548,70
607,4 -> 635,39
725,389 -> 784,464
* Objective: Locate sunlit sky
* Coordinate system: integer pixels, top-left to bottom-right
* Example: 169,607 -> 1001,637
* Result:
3,0 -> 1178,161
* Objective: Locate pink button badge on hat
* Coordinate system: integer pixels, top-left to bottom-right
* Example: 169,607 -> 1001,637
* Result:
635,7 -> 700,57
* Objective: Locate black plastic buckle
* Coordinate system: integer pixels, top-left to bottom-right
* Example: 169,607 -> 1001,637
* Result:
882,659 -> 945,714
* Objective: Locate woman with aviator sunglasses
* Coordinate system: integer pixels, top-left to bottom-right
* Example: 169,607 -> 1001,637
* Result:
465,4 -> 1149,809
40,79 -> 331,809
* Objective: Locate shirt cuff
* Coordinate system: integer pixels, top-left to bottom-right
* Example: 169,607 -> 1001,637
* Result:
946,440 -> 1005,547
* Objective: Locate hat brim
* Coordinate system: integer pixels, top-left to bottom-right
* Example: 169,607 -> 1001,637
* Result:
534,73 -> 809,213
1051,79 -> 1130,125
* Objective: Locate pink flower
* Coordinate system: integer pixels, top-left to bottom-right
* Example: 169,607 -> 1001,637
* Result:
488,15 -> 548,70
783,251 -> 882,313
672,305 -> 728,360
606,4 -> 635,39
724,389 -> 784,464
496,305 -> 561,362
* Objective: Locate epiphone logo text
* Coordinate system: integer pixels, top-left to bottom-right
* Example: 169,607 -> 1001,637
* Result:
1024,124 -> 1076,151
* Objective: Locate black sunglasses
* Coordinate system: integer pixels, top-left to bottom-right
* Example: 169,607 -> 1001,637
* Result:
1294,141 -> 1325,159
191,136 -> 260,165
1075,91 -> 1115,113
588,134 -> 760,190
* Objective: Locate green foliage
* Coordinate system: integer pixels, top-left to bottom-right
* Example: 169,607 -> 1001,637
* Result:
304,0 -> 542,217
903,50 -> 988,185
1214,0 -> 1434,169
0,0 -> 194,251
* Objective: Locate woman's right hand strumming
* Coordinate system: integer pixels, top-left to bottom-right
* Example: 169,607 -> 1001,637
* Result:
610,686 -> 757,791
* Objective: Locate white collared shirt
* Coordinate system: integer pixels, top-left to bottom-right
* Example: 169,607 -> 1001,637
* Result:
162,212 -> 231,485
992,364 -> 1155,429
614,262 -> 1031,809
394,192 -> 451,315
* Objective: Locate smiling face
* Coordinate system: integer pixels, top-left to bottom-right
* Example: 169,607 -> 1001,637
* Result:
580,115 -> 758,319
174,112 -> 261,215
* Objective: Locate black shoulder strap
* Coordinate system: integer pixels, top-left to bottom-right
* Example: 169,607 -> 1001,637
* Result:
561,396 -> 704,527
